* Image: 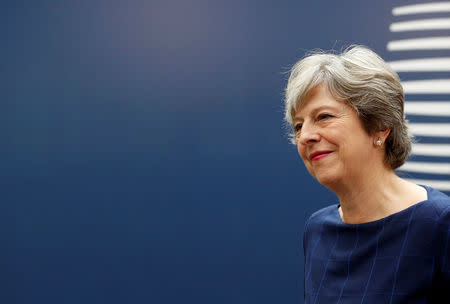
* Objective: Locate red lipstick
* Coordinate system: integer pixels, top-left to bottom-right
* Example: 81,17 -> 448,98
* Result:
309,150 -> 332,161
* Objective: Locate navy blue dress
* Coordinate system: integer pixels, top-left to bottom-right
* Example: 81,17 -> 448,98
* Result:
304,186 -> 450,303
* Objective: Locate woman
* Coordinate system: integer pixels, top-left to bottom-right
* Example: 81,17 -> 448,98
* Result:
284,45 -> 450,303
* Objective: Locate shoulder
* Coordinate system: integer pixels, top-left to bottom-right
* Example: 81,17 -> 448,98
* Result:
418,186 -> 450,220
425,186 -> 450,230
304,204 -> 339,236
421,187 -> 450,286
307,204 -> 339,225
427,186 -> 450,208
303,204 -> 338,252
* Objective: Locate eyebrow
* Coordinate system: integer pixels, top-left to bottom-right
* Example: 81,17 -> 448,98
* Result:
293,105 -> 339,123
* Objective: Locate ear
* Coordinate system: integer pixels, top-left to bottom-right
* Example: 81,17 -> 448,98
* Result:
374,128 -> 391,146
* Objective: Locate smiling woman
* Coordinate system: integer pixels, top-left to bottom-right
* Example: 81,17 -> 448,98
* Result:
284,45 -> 450,304
293,84 -> 379,190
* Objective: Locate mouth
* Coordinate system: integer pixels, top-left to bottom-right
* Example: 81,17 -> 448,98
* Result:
309,150 -> 332,161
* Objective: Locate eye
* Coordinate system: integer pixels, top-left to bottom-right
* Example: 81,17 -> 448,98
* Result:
317,113 -> 333,120
294,123 -> 303,133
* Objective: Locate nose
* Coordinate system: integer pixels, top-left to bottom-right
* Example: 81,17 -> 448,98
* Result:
296,121 -> 320,146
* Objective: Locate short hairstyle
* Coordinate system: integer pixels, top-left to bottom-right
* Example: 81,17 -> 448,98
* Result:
284,45 -> 411,170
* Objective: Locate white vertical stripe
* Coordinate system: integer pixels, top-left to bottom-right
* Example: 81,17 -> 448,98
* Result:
388,58 -> 450,71
405,102 -> 450,116
409,123 -> 450,137
399,162 -> 450,174
393,2 -> 450,16
402,79 -> 450,94
412,144 -> 450,156
387,37 -> 450,51
390,18 -> 450,32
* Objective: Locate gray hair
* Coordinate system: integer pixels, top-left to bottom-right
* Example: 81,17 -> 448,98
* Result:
284,45 -> 411,169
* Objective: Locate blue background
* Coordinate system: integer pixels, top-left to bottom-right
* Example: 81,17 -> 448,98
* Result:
4,0 -> 438,303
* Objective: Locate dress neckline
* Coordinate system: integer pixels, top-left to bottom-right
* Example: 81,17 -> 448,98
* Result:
334,185 -> 431,226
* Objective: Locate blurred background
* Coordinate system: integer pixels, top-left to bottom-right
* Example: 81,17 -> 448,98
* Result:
4,0 -> 449,303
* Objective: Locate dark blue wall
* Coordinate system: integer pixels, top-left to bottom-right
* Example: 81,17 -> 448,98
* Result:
5,1 -> 447,303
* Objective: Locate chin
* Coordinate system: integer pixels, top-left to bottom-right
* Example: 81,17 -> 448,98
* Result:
314,171 -> 342,189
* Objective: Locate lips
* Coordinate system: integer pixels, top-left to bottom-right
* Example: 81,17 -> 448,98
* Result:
309,150 -> 332,161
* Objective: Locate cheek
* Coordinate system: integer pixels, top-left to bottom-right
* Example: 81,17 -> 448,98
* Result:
297,144 -> 308,162
322,129 -> 342,146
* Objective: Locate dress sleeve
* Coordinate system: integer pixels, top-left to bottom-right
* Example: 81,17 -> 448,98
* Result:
303,216 -> 311,302
433,206 -> 450,300
440,207 -> 450,277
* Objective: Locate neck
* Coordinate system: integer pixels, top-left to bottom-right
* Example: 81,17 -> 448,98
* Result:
332,169 -> 426,224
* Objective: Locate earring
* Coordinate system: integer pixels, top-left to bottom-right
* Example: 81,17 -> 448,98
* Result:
376,139 -> 382,146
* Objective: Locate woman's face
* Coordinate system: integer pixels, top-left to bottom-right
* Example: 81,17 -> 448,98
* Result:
293,84 -> 378,189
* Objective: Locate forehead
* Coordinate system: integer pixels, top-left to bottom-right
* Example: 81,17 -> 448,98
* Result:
294,85 -> 345,119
